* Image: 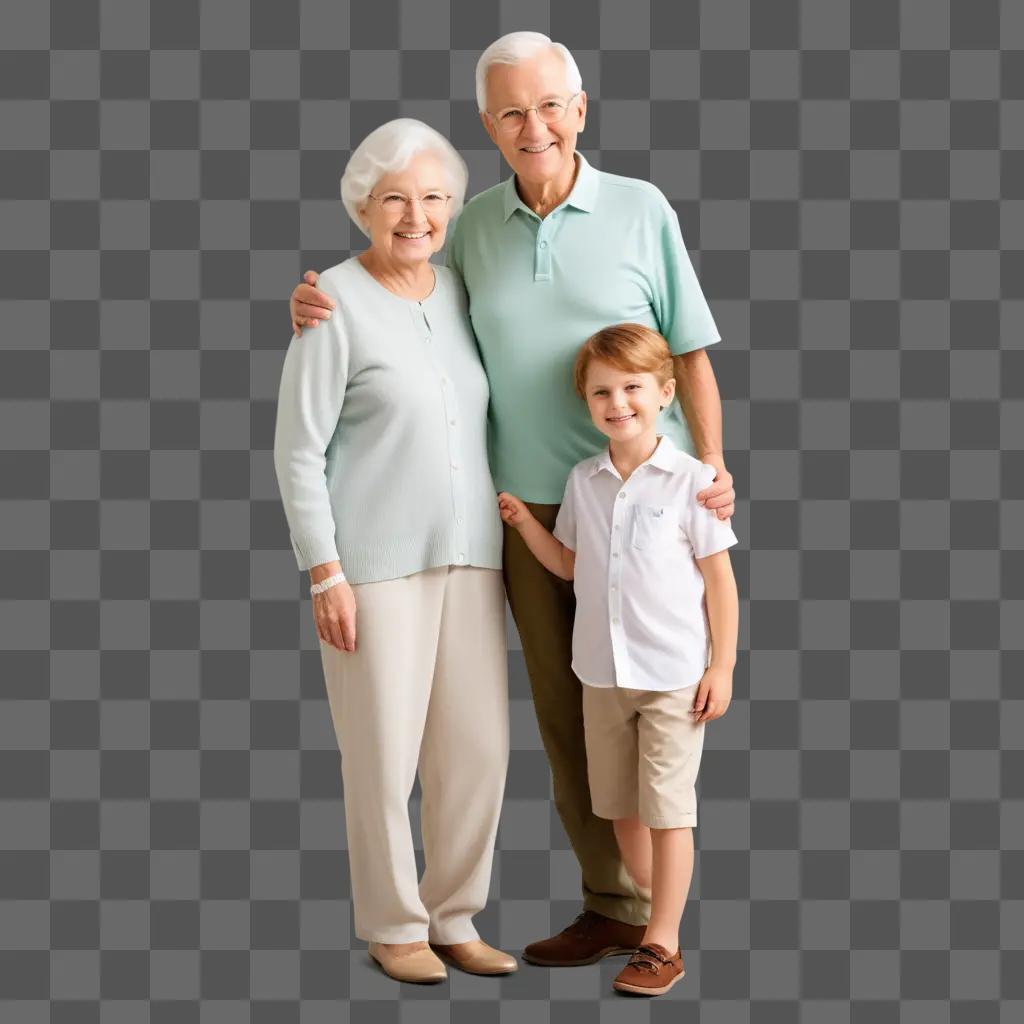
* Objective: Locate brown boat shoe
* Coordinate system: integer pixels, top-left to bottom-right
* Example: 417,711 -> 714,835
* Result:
522,911 -> 647,967
612,943 -> 685,996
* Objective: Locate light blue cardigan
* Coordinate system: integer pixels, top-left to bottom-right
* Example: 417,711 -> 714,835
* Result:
273,257 -> 503,585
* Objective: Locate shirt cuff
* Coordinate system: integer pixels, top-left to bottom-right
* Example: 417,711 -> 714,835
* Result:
290,532 -> 340,572
693,531 -> 739,560
552,523 -> 574,550
668,332 -> 722,357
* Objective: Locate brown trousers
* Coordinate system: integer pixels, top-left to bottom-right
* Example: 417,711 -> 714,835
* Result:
503,503 -> 651,926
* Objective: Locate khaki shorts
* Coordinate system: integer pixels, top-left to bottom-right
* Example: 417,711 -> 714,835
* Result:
582,682 -> 705,829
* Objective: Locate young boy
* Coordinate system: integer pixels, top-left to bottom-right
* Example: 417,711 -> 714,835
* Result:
497,323 -> 739,997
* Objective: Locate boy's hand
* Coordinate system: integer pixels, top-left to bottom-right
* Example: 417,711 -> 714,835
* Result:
690,665 -> 733,723
498,492 -> 532,528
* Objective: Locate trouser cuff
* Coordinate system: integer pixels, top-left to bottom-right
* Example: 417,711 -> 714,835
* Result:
582,893 -> 651,927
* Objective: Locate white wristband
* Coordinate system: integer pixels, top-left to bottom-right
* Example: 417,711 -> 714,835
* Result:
310,572 -> 346,596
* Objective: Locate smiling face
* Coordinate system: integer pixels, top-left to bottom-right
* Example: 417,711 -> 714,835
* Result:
479,48 -> 586,189
359,150 -> 452,268
584,359 -> 676,444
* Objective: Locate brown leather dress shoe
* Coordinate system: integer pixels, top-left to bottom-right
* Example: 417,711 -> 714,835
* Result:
612,943 -> 685,996
431,939 -> 518,975
522,911 -> 647,967
368,941 -> 447,984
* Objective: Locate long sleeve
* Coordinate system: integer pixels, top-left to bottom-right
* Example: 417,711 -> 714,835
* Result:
273,308 -> 350,571
269,257 -> 502,586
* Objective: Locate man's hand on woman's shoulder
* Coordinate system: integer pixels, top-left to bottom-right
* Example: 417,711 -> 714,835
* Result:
290,270 -> 335,335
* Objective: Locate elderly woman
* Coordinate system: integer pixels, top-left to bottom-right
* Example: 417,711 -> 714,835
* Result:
273,119 -> 515,983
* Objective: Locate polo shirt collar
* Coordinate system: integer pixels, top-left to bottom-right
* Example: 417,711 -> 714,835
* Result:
501,152 -> 600,222
590,435 -> 680,479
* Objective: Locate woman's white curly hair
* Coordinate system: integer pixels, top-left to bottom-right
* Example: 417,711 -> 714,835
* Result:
340,118 -> 469,237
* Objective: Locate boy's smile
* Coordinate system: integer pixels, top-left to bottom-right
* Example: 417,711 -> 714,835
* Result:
584,360 -> 675,446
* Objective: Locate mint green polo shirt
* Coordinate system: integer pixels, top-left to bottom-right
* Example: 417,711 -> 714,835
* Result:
446,153 -> 721,503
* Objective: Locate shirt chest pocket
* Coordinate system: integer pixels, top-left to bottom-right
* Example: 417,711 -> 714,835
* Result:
630,504 -> 679,550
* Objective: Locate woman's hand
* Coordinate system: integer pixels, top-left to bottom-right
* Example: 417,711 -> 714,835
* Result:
498,492 -> 533,529
290,270 -> 335,335
313,580 -> 357,652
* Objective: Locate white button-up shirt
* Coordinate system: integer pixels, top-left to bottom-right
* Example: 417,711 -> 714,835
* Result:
553,436 -> 738,692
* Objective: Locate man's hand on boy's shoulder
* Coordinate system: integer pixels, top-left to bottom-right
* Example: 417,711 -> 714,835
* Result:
696,453 -> 735,521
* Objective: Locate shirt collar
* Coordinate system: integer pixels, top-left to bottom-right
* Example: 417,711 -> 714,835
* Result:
647,434 -> 680,471
502,152 -> 600,222
589,435 -> 680,479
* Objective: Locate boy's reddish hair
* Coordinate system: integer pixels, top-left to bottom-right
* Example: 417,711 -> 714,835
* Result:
573,323 -> 674,399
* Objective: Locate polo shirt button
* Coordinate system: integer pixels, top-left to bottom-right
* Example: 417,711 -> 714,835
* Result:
611,584 -> 617,590
457,516 -> 463,524
451,463 -> 459,470
612,617 -> 620,624
457,553 -> 465,562
539,240 -> 548,248
449,419 -> 456,426
612,552 -> 619,559
618,493 -> 626,500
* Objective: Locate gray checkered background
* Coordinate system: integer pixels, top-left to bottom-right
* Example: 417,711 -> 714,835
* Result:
1,0 -> 1021,1020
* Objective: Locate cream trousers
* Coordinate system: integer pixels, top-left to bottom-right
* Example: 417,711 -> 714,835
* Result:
319,565 -> 509,944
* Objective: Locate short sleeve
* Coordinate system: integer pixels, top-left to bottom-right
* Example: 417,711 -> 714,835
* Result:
647,193 -> 722,356
682,464 -> 738,560
552,472 -> 577,552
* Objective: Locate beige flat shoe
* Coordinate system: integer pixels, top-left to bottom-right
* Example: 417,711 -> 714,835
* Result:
368,941 -> 447,983
432,939 -> 518,975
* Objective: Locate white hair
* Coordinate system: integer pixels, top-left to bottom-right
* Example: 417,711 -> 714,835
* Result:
475,30 -> 583,113
339,118 -> 469,237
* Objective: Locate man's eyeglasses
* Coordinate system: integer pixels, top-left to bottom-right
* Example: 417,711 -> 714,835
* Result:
487,93 -> 581,134
367,192 -> 452,213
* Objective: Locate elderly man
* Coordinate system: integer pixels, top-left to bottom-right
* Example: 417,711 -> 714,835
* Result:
288,31 -> 736,967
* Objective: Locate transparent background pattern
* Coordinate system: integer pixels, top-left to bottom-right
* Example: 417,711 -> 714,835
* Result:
1,0 -> 1021,1020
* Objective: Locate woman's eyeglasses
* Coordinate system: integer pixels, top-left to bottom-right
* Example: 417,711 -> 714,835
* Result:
367,192 -> 452,213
